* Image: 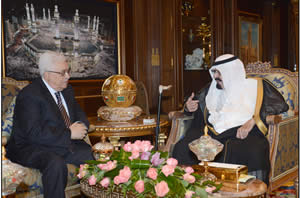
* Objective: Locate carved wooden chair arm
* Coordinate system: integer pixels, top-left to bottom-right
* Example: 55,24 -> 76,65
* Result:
266,115 -> 282,125
168,111 -> 185,120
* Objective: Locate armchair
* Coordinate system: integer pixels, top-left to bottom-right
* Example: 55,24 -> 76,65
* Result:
1,77 -> 91,198
163,62 -> 298,194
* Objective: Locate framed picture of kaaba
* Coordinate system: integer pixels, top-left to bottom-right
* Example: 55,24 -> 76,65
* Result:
238,12 -> 262,65
2,0 -> 120,81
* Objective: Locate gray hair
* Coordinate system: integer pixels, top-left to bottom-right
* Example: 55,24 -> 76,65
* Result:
38,51 -> 67,76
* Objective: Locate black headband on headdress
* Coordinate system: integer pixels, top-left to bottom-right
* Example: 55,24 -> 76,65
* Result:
212,56 -> 238,67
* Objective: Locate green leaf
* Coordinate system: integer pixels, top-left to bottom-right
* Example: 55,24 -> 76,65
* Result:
194,186 -> 208,198
130,159 -> 151,169
85,160 -> 103,165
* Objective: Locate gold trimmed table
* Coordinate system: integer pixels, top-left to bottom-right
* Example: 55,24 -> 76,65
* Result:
80,179 -> 267,198
210,179 -> 267,198
88,115 -> 170,148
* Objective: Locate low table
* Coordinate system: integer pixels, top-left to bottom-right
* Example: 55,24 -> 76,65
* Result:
210,179 -> 267,198
88,115 -> 170,148
80,179 -> 267,198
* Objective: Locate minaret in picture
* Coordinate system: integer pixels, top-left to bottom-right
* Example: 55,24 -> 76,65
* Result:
48,9 -> 51,21
54,5 -> 60,21
31,4 -> 37,33
43,8 -> 46,20
87,16 -> 90,30
74,9 -> 80,24
25,3 -> 31,27
54,26 -> 61,51
92,16 -> 96,32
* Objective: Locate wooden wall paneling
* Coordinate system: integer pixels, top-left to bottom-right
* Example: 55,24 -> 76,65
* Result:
287,2 -> 298,70
262,0 -> 280,65
71,80 -> 105,117
146,0 -> 161,113
160,0 -> 179,113
292,0 -> 299,71
224,0 -> 238,55
123,0 -> 134,77
210,0 -> 225,59
279,0 -> 289,69
174,0 -> 184,110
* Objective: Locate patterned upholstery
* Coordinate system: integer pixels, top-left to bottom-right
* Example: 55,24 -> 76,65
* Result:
1,77 -> 85,197
245,62 -> 298,193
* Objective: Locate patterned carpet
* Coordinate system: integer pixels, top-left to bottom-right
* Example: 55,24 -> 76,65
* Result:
269,181 -> 297,198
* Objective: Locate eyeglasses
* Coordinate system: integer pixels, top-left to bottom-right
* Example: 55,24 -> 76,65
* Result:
46,68 -> 71,77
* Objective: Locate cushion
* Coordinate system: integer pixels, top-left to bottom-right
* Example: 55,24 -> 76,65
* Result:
2,97 -> 16,139
247,73 -> 297,118
2,84 -> 20,114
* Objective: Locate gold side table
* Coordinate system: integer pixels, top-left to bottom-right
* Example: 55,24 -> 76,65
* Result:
88,115 -> 170,149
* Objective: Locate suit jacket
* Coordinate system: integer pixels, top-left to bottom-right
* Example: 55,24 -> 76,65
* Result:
6,78 -> 90,164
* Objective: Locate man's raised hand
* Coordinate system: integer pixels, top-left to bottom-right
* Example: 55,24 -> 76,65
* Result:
186,92 -> 199,112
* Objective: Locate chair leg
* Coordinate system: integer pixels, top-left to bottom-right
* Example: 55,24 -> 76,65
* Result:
295,177 -> 299,198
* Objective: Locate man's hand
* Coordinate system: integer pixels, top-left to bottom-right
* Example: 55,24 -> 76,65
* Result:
185,92 -> 199,112
236,118 -> 256,139
69,122 -> 88,140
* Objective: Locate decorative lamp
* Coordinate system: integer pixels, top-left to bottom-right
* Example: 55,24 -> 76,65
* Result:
98,75 -> 142,121
189,126 -> 224,181
92,134 -> 114,161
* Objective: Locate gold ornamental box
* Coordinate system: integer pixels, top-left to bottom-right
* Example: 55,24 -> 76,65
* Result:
192,162 -> 248,182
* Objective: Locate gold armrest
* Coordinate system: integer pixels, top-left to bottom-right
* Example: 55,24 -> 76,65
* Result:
2,136 -> 8,146
266,115 -> 282,125
168,111 -> 185,120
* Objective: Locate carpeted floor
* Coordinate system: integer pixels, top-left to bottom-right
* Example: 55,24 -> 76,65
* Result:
269,181 -> 297,198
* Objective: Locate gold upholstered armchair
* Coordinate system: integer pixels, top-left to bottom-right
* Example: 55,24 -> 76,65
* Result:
1,77 -> 91,198
163,62 -> 298,194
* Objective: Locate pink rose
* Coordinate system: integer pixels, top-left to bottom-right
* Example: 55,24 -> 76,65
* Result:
205,186 -> 216,193
183,173 -> 195,183
155,181 -> 169,197
166,158 -> 178,168
185,190 -> 195,198
140,151 -> 151,160
77,170 -> 87,179
113,176 -> 124,185
140,140 -> 153,152
184,166 -> 194,174
147,168 -> 158,180
134,180 -> 145,193
129,150 -> 140,160
123,142 -> 132,152
119,166 -> 132,179
88,175 -> 97,185
97,160 -> 117,171
162,165 -> 175,177
100,177 -> 110,188
77,164 -> 88,178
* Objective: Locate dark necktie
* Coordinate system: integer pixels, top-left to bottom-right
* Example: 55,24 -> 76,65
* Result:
55,92 -> 71,128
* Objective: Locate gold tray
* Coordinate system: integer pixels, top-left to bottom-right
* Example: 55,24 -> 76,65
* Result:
192,162 -> 248,182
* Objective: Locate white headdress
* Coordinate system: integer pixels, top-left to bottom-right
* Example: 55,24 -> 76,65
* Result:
205,54 -> 257,133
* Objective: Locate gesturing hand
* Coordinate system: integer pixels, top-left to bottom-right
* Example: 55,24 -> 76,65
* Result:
69,122 -> 88,140
185,92 -> 199,112
236,118 -> 255,139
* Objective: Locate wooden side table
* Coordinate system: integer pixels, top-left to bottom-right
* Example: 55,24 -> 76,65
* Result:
210,179 -> 267,198
88,115 -> 170,148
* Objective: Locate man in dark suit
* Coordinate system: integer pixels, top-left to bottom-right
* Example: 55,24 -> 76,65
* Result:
6,51 -> 94,198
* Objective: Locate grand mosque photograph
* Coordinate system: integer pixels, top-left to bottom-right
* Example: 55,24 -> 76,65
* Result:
3,0 -> 119,80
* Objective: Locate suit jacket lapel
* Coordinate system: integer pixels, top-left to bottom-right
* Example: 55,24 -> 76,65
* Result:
37,78 -> 68,124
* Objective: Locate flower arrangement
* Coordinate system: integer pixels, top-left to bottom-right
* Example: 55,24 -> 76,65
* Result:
77,140 -> 221,198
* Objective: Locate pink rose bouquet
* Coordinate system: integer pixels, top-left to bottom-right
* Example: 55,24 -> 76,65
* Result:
77,140 -> 221,198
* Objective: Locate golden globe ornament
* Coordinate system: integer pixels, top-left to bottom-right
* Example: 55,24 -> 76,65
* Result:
102,75 -> 137,108
99,75 -> 142,121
